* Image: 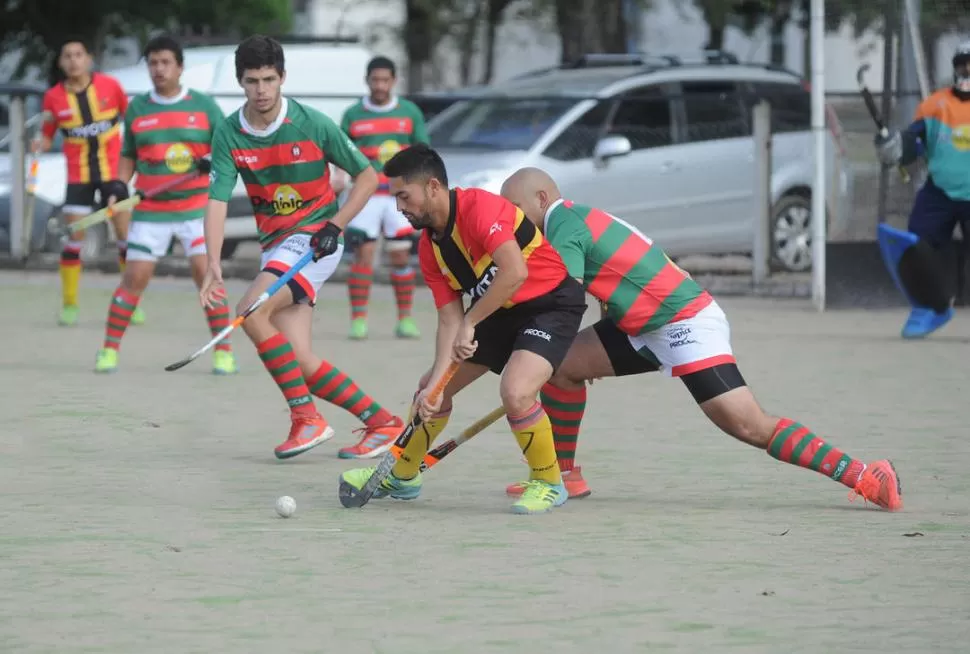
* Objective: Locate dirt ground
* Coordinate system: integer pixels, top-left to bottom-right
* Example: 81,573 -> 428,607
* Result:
1,270 -> 968,653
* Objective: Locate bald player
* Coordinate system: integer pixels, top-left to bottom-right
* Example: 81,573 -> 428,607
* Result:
498,167 -> 903,512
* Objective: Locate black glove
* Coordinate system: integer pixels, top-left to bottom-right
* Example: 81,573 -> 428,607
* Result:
310,221 -> 342,261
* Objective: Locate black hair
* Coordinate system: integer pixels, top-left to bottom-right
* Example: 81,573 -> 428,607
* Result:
50,36 -> 90,86
143,34 -> 184,66
366,56 -> 396,77
58,36 -> 91,56
383,143 -> 448,187
234,35 -> 285,81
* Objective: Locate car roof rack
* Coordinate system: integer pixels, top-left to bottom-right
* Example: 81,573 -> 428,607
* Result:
178,34 -> 360,47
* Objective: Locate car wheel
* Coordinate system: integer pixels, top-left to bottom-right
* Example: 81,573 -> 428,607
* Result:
221,240 -> 239,260
770,194 -> 812,272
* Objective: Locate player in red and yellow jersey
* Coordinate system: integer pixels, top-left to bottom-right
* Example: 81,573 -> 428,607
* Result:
36,38 -> 135,327
499,167 -> 902,512
339,145 -> 588,515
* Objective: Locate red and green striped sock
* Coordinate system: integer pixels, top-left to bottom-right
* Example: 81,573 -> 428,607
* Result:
204,298 -> 233,352
767,418 -> 865,488
102,286 -> 141,350
348,264 -> 372,321
307,361 -> 393,427
256,333 -> 315,413
390,267 -> 416,319
540,383 -> 586,473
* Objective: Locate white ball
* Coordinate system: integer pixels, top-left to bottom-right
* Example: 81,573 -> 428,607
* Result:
275,495 -> 296,518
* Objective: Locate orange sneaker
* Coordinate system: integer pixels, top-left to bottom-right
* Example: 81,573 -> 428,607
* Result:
338,416 -> 405,459
850,460 -> 902,511
506,466 -> 592,499
274,413 -> 335,460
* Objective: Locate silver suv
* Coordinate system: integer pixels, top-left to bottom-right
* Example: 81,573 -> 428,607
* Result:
428,53 -> 852,272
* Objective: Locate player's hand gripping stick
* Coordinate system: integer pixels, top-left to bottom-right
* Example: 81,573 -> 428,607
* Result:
856,64 -> 911,184
338,362 -> 461,508
64,159 -> 212,236
163,249 -> 315,372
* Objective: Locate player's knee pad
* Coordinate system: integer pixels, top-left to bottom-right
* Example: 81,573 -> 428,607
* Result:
898,239 -> 952,312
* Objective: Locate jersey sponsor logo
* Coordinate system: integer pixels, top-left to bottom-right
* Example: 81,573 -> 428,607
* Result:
523,328 -> 551,341
377,139 -> 402,164
951,124 -> 970,151
235,153 -> 259,165
260,184 -> 304,216
134,117 -> 160,129
469,264 -> 498,300
165,143 -> 194,173
67,119 -> 114,139
57,109 -> 74,118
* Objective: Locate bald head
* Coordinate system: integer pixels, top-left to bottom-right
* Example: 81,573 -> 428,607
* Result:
500,167 -> 562,232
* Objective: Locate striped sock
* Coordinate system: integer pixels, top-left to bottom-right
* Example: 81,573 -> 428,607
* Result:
509,402 -> 561,485
117,240 -> 128,274
306,361 -> 392,426
540,383 -> 586,473
256,333 -> 315,414
767,418 -> 865,488
204,298 -> 233,352
103,286 -> 140,350
348,264 -> 372,321
390,267 -> 416,319
60,241 -> 83,307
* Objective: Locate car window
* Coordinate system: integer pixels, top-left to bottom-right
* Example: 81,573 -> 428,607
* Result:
681,81 -> 748,142
543,101 -> 612,161
747,81 -> 810,133
605,87 -> 673,151
429,97 -> 579,151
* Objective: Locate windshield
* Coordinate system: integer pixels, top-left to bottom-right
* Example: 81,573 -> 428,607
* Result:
430,97 -> 579,151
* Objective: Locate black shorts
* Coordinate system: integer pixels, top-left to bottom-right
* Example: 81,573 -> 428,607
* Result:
468,278 -> 587,374
63,181 -> 130,215
593,318 -> 747,404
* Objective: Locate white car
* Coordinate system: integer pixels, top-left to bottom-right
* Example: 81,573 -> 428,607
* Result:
2,38 -> 375,259
430,52 -> 853,272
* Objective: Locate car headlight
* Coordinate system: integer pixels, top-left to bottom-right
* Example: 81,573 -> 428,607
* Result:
458,170 -> 509,194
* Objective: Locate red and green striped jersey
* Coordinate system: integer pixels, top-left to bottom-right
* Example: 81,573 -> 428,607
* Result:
545,199 -> 713,334
340,97 -> 428,193
209,97 -> 371,249
122,88 -> 223,222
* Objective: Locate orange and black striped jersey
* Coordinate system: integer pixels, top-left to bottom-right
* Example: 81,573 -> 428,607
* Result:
418,187 -> 568,309
41,73 -> 128,184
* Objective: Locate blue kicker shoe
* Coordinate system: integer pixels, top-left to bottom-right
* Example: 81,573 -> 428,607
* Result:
901,306 -> 953,339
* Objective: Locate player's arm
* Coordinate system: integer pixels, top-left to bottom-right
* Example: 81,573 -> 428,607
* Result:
876,98 -> 932,167
419,238 -> 465,388
316,111 -> 377,229
118,111 -> 136,184
203,125 -> 238,269
34,94 -> 56,153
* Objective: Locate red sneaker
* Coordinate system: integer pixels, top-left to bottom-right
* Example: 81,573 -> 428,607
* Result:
850,460 -> 902,511
274,413 -> 335,460
338,416 -> 405,459
506,466 -> 592,499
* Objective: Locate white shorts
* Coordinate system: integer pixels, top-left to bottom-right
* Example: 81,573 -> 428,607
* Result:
346,195 -> 415,249
260,233 -> 343,305
126,219 -> 206,263
627,301 -> 736,377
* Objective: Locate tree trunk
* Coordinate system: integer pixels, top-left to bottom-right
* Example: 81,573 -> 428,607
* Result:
769,1 -> 793,66
706,24 -> 725,51
404,0 -> 434,92
457,1 -> 484,86
482,0 -> 512,84
555,0 -> 626,64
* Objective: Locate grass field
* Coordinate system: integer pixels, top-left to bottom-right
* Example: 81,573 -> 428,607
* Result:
1,270 -> 969,653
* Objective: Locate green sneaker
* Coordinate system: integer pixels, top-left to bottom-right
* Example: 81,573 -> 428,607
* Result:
349,318 -> 368,340
212,350 -> 238,376
511,480 -> 568,515
339,466 -> 422,500
394,316 -> 421,339
94,347 -> 119,374
130,306 -> 146,326
58,305 -> 79,326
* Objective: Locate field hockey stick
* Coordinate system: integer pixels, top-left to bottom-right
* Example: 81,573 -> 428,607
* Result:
339,362 -> 461,508
65,159 -> 212,235
164,249 -> 315,372
857,64 -> 911,184
418,406 -> 506,473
